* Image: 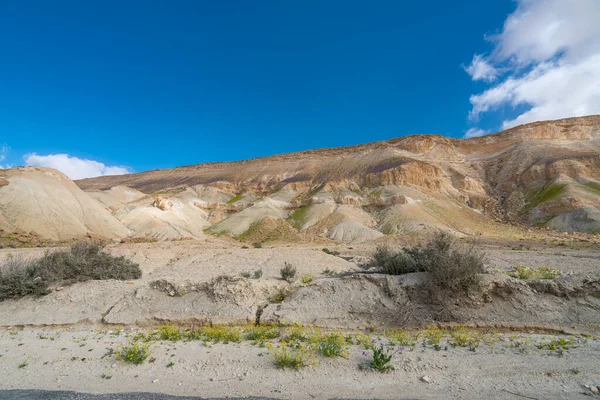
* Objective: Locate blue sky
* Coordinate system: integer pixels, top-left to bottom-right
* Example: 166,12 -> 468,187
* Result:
1,0 -> 599,178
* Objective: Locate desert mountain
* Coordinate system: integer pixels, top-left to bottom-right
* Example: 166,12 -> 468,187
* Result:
75,115 -> 600,240
0,167 -> 130,240
2,116 -> 600,242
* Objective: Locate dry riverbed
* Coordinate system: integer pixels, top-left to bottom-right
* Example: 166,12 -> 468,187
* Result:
1,325 -> 599,399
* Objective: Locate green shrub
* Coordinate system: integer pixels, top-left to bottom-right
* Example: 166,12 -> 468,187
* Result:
280,262 -> 297,283
0,242 -> 141,301
371,244 -> 424,275
252,242 -> 262,249
317,334 -> 348,358
371,231 -> 485,293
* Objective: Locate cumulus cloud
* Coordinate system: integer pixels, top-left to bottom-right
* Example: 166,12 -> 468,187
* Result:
24,153 -> 131,180
466,0 -> 600,129
464,54 -> 499,82
464,128 -> 489,139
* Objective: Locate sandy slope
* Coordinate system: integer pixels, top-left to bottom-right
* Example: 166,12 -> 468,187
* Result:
0,167 -> 129,240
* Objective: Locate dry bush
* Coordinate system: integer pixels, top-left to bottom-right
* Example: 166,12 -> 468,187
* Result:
280,262 -> 297,283
0,242 -> 141,301
371,231 -> 486,293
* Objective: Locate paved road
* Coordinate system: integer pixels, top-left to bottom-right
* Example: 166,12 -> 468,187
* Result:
0,391 -> 418,400
0,391 -> 277,400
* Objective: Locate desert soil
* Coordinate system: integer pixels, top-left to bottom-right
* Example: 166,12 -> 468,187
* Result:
0,326 -> 599,399
0,238 -> 599,399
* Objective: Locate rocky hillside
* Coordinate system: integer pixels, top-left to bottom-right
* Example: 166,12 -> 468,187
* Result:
75,115 -> 600,240
2,116 -> 599,242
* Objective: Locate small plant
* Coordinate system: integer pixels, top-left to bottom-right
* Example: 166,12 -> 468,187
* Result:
269,291 -> 286,303
280,262 -> 297,283
242,269 -> 263,279
322,268 -> 341,277
536,338 -> 576,353
369,345 -> 394,372
116,341 -> 150,365
317,334 -> 348,358
18,361 -> 28,369
449,327 -> 480,350
101,373 -> 112,379
185,326 -> 241,343
252,242 -> 263,249
271,343 -> 314,369
166,361 -> 175,368
241,245 -> 249,249
322,248 -> 340,256
245,326 -> 281,341
387,329 -> 418,348
155,324 -> 183,341
422,326 -> 445,347
300,273 -> 314,284
506,265 -> 561,280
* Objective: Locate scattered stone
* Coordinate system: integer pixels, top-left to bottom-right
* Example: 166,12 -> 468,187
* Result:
421,375 -> 432,383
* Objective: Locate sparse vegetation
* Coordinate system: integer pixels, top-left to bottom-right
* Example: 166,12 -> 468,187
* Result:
322,248 -> 340,256
280,262 -> 297,283
300,273 -> 314,284
226,194 -> 244,205
116,341 -> 150,365
506,265 -> 561,280
245,326 -> 281,341
371,231 -> 485,293
317,334 -> 348,358
271,343 -> 314,369
287,206 -> 311,229
0,242 -> 141,301
527,183 -> 566,209
252,242 -> 263,249
269,291 -> 286,303
241,269 -> 263,279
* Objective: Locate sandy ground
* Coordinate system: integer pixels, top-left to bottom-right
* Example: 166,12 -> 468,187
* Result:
0,239 -> 599,398
0,327 -> 599,399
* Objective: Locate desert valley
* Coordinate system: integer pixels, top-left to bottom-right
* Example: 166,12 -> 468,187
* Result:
1,116 -> 600,399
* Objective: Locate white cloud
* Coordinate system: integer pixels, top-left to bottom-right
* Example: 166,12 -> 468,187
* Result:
464,128 -> 489,138
0,144 -> 10,169
24,153 -> 131,180
466,0 -> 600,129
0,144 -> 9,162
464,54 -> 499,82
